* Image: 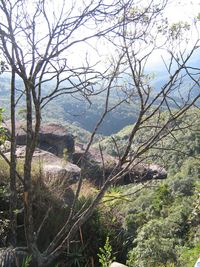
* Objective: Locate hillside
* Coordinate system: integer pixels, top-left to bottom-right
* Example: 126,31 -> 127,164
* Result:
91,109 -> 200,266
1,68 -> 199,137
0,74 -> 139,136
94,108 -> 200,169
0,109 -> 200,266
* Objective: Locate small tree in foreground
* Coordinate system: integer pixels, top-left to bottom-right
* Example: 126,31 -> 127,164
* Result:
0,0 -> 199,266
98,237 -> 116,267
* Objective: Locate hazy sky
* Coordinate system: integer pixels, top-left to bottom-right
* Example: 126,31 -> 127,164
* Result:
149,0 -> 200,68
1,0 -> 199,73
70,0 -> 200,71
166,0 -> 200,23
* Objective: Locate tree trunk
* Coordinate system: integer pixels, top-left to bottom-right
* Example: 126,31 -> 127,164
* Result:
8,63 -> 17,246
23,80 -> 41,262
23,82 -> 35,253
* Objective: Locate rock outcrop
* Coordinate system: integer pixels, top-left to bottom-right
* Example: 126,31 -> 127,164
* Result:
110,262 -> 128,267
38,123 -> 74,156
4,121 -> 75,157
2,121 -> 167,186
121,162 -> 167,185
5,146 -> 80,186
73,144 -> 117,186
73,144 -> 167,185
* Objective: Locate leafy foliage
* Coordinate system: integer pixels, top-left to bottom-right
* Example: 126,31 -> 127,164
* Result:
0,108 -> 7,145
0,185 -> 9,247
127,219 -> 177,267
21,255 -> 32,267
95,109 -> 200,171
98,237 -> 116,267
91,109 -> 200,266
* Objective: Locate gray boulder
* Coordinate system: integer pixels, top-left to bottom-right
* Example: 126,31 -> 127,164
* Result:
5,146 -> 80,185
73,144 -> 117,186
110,262 -> 127,267
38,123 -> 75,156
4,121 -> 75,157
121,162 -> 167,184
73,144 -> 167,185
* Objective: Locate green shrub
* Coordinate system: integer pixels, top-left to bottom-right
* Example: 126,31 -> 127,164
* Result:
98,236 -> 116,267
178,242 -> 200,267
127,219 -> 177,267
169,176 -> 195,196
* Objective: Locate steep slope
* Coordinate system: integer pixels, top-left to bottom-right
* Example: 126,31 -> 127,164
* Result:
96,109 -> 200,266
0,74 -> 139,136
94,108 -> 200,171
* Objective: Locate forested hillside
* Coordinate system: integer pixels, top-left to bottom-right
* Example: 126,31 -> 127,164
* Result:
94,108 -> 200,167
90,109 -> 200,266
1,67 -> 199,137
0,74 -> 139,136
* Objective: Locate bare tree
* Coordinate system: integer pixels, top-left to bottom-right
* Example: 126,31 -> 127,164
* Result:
0,0 -> 199,266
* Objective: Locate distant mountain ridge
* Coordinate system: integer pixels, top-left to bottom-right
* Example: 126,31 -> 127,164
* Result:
0,53 -> 199,136
0,73 -> 139,135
